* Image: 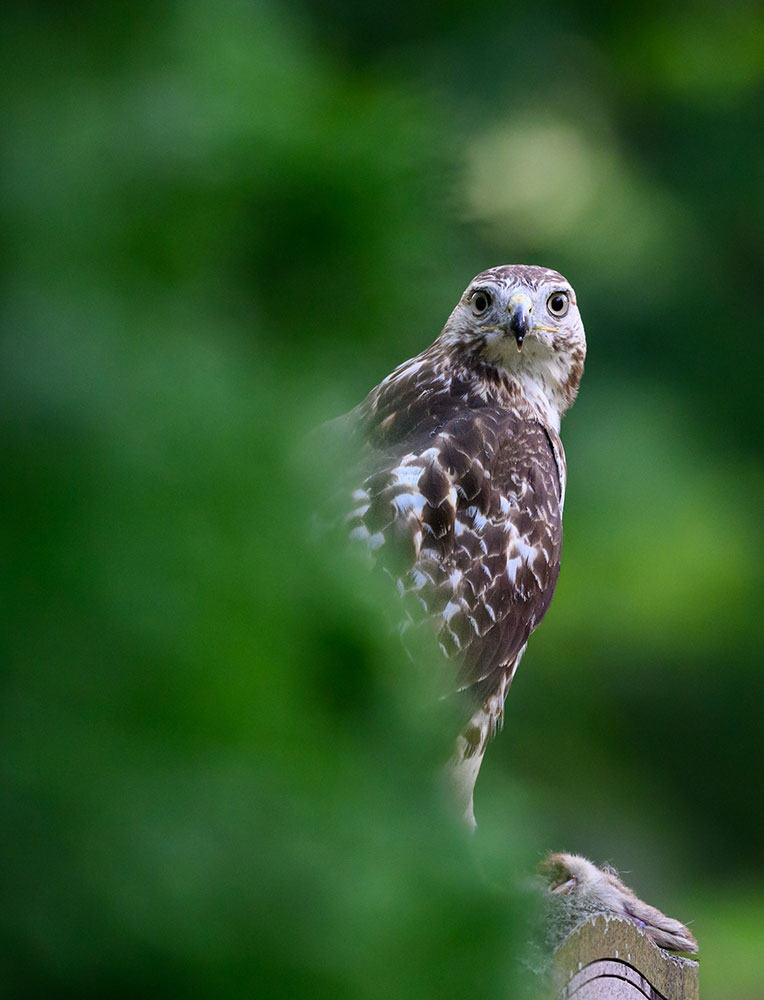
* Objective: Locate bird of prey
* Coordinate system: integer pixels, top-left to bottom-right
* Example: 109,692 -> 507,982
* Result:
341,265 -> 586,827
539,852 -> 698,954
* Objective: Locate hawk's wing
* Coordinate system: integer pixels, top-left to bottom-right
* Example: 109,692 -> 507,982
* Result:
347,375 -> 564,709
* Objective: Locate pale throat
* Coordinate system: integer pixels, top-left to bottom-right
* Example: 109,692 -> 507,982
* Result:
482,336 -> 572,433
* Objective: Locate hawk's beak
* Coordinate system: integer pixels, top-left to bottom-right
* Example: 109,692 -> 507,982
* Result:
507,294 -> 533,351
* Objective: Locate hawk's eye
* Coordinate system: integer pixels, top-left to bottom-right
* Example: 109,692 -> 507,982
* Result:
470,290 -> 492,316
547,291 -> 570,317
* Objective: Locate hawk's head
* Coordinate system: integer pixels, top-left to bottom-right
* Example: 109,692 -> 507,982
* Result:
440,264 -> 586,429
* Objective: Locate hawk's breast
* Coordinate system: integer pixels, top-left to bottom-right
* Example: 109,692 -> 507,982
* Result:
348,363 -> 564,708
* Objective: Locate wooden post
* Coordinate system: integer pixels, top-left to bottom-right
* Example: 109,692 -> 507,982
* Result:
552,914 -> 699,1000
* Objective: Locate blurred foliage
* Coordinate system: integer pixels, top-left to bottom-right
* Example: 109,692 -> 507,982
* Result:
1,0 -> 763,996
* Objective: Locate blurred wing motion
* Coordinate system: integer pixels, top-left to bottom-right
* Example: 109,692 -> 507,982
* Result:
339,265 -> 586,826
539,852 -> 699,954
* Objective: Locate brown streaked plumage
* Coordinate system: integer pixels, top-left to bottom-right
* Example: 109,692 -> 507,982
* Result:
340,264 -> 586,827
539,852 -> 698,954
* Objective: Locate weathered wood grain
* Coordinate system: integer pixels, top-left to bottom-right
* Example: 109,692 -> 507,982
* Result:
553,914 -> 699,1000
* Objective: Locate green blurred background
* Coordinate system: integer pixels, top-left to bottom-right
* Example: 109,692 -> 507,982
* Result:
2,1 -> 763,997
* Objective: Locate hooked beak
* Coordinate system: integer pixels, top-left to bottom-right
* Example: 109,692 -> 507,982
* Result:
507,294 -> 533,351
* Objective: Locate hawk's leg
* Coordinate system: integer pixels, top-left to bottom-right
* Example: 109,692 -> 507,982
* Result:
445,651 -> 523,829
446,711 -> 491,832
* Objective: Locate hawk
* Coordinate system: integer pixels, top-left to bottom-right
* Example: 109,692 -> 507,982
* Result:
341,264 -> 586,827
